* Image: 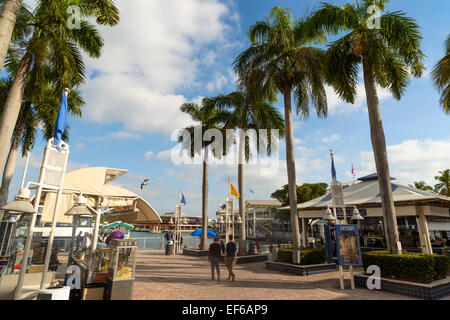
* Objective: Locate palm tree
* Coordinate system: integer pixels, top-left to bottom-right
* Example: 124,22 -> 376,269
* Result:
179,99 -> 231,250
0,0 -> 118,176
306,0 -> 425,254
234,7 -> 328,253
409,181 -> 433,192
432,35 -> 450,113
434,170 -> 450,197
0,0 -> 24,74
213,91 -> 285,255
0,79 -> 84,208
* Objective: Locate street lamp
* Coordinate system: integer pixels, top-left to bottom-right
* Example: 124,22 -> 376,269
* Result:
351,206 -> 364,221
64,194 -> 96,266
64,194 -> 96,217
235,215 -> 243,224
0,187 -> 35,216
323,205 -> 336,221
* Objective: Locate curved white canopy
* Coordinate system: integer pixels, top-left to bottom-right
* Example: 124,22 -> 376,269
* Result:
40,167 -> 161,224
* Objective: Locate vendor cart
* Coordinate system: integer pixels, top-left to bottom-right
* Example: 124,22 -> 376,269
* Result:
103,238 -> 137,300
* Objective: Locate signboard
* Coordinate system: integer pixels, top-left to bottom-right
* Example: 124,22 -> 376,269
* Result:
324,224 -> 334,264
335,224 -> 362,267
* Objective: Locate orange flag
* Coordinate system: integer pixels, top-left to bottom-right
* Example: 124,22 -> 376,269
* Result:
230,182 -> 240,200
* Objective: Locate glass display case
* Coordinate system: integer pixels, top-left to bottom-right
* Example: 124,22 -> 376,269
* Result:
104,238 -> 137,300
108,239 -> 137,281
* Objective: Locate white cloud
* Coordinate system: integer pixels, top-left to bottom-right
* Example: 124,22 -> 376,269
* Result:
326,83 -> 391,114
360,139 -> 450,185
322,133 -> 341,143
82,0 -> 238,135
206,73 -> 229,92
155,150 -> 174,162
106,131 -> 142,140
144,151 -> 154,160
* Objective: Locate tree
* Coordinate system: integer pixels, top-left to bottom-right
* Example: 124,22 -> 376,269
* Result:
213,91 -> 285,255
434,169 -> 450,197
234,7 -> 328,252
408,181 -> 433,192
432,34 -> 450,113
0,0 -> 118,176
271,183 -> 328,220
0,72 -> 85,207
179,98 -> 231,250
0,0 -> 24,75
306,0 -> 425,253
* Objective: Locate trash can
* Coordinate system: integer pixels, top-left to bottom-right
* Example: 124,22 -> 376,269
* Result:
165,241 -> 174,255
37,286 -> 71,300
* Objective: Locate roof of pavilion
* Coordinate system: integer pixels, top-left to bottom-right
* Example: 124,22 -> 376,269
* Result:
279,173 -> 450,211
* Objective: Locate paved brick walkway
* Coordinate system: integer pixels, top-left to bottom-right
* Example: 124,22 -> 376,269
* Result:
133,250 -> 414,300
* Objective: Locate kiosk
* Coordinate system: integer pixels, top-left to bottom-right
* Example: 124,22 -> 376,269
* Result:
103,238 -> 137,300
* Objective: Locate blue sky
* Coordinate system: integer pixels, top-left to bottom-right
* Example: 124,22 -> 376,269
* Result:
10,0 -> 450,219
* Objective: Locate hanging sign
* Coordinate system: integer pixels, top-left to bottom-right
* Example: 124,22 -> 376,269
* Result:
335,224 -> 363,267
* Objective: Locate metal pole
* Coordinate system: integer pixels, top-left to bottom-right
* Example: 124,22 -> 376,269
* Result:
15,141 -> 51,300
20,151 -> 31,189
68,216 -> 78,265
40,143 -> 69,289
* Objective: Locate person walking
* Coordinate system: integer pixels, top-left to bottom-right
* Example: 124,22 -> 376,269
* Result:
219,240 -> 225,255
209,237 -> 222,281
225,235 -> 238,281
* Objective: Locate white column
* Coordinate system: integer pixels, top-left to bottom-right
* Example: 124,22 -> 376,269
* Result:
15,141 -> 51,299
40,144 -> 70,289
416,207 -> 432,254
226,197 -> 233,243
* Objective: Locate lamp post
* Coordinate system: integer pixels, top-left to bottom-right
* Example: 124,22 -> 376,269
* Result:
1,187 -> 36,300
64,194 -> 96,265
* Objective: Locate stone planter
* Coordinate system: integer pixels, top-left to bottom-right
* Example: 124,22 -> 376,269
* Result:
220,254 -> 268,264
354,273 -> 450,300
265,261 -> 337,276
182,248 -> 210,256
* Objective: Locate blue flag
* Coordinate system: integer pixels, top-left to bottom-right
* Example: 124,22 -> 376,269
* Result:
331,158 -> 337,180
180,192 -> 186,205
53,90 -> 69,151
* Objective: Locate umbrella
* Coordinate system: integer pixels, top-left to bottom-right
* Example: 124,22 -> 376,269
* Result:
190,228 -> 216,237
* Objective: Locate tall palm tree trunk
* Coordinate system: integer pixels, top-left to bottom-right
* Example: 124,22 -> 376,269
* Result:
200,146 -> 209,250
0,0 -> 23,75
363,59 -> 400,254
238,134 -> 247,255
0,136 -> 18,221
283,82 -> 301,251
0,49 -> 31,173
0,135 -> 18,205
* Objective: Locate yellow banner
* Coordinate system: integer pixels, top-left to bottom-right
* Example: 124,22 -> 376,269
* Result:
230,182 -> 240,200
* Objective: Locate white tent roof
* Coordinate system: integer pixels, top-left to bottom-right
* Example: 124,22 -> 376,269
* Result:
280,173 -> 450,211
40,167 -> 161,224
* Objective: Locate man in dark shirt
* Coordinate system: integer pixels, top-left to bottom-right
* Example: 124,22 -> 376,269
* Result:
225,235 -> 237,281
209,237 -> 222,281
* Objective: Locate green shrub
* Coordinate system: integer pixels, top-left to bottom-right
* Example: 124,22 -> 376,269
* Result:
362,251 -> 449,284
277,248 -> 326,265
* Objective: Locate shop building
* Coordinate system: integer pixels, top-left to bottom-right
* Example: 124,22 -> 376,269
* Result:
280,173 -> 450,254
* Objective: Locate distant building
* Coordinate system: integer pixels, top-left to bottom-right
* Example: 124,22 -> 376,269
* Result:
215,200 -> 282,240
143,212 -> 202,233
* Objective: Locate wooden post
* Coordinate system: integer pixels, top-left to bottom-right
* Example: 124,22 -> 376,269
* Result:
350,266 -> 355,290
339,266 -> 345,290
